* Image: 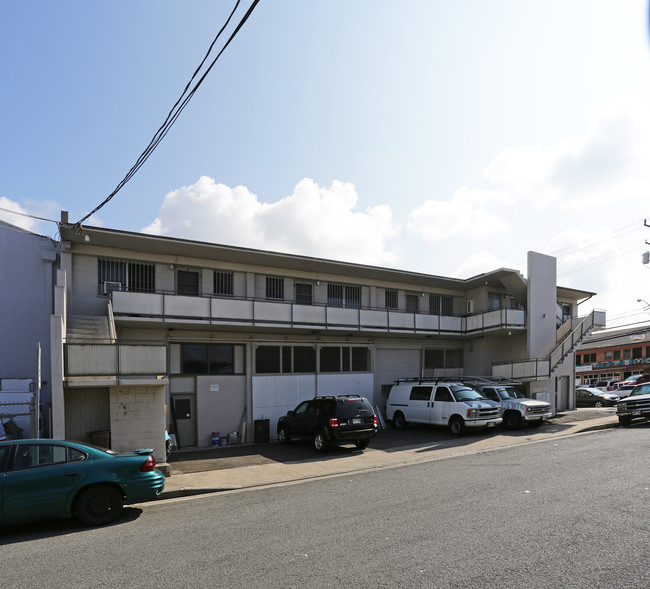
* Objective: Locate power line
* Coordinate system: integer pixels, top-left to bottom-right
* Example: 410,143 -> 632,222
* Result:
0,206 -> 59,225
74,0 -> 261,228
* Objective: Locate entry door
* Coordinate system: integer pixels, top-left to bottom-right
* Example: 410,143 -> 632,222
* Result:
172,395 -> 197,448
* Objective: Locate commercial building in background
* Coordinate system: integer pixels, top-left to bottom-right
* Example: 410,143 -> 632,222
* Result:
49,214 -> 605,462
0,220 -> 58,436
576,326 -> 650,386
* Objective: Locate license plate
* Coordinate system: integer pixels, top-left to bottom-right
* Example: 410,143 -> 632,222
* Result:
487,422 -> 495,427
351,418 -> 362,425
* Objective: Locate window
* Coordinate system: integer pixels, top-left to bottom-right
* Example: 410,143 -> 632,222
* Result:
177,270 -> 200,296
409,386 -> 432,401
424,348 -> 464,371
623,349 -> 631,360
646,346 -> 650,358
214,271 -> 233,296
604,351 -> 613,361
576,354 -> 582,364
385,289 -> 398,309
98,259 -> 155,294
10,444 -> 68,471
614,350 -> 621,360
633,347 -> 642,359
406,294 -> 419,314
295,283 -> 313,305
429,294 -> 453,316
255,345 -> 316,374
327,283 -> 361,308
434,387 -> 453,402
488,293 -> 501,311
320,346 -> 370,373
180,344 -> 242,374
266,276 -> 284,299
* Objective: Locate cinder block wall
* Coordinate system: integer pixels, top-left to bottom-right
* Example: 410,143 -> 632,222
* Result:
110,385 -> 166,462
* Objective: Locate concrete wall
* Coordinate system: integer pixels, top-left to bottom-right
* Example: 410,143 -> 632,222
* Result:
527,252 -> 558,359
109,384 -> 166,462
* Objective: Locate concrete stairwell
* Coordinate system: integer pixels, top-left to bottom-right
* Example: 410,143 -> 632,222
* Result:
66,315 -> 113,343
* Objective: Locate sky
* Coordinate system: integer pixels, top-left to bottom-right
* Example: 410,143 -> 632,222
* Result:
2,0 -> 650,329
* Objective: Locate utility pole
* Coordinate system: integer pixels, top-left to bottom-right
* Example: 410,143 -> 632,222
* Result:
643,219 -> 649,265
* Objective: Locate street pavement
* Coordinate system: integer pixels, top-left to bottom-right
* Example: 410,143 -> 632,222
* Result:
159,407 -> 619,499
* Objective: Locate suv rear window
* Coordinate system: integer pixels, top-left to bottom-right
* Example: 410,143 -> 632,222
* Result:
333,398 -> 374,418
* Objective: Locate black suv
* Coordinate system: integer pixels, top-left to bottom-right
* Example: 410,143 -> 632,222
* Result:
277,395 -> 377,452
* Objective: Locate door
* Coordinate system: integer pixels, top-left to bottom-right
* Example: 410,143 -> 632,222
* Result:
407,386 -> 434,423
430,386 -> 453,425
172,395 -> 197,448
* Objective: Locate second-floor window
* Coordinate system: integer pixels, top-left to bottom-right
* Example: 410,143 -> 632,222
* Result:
328,283 -> 361,309
266,277 -> 284,299
177,270 -> 200,296
385,289 -> 398,309
429,294 -> 453,316
406,294 -> 419,313
98,259 -> 155,294
214,271 -> 233,296
295,283 -> 313,305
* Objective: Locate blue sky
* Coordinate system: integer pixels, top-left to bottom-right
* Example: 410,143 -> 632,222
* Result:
2,1 -> 650,328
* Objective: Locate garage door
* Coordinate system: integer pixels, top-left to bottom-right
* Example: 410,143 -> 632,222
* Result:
374,348 -> 421,416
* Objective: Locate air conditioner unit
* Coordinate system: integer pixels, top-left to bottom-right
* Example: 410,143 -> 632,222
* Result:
103,281 -> 123,294
466,300 -> 474,314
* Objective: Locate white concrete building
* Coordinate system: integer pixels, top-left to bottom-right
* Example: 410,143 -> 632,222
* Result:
50,217 -> 605,462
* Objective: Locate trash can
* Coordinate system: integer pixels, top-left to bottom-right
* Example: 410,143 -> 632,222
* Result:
254,419 -> 270,443
211,432 -> 220,446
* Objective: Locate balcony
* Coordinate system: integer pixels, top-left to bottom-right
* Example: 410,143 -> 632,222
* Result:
64,343 -> 167,382
109,291 -> 525,337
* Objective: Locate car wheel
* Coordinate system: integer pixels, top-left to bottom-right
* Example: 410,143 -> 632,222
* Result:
449,416 -> 465,435
74,484 -> 124,526
277,426 -> 291,445
594,400 -> 603,408
313,429 -> 329,453
354,439 -> 369,450
619,415 -> 632,426
393,411 -> 407,430
504,411 -> 521,430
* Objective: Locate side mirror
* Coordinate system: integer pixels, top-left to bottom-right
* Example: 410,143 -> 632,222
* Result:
287,410 -> 295,416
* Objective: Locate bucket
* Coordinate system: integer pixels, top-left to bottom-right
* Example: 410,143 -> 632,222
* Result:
219,436 -> 228,446
211,432 -> 220,446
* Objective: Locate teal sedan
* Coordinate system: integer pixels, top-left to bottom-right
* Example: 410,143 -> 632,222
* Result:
0,439 -> 165,526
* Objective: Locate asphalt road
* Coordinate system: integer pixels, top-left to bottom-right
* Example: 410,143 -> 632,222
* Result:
2,423 -> 648,589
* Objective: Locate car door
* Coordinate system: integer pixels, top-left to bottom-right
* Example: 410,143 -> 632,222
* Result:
289,400 -> 318,437
430,386 -> 453,425
0,445 -> 8,519
407,386 -> 433,423
3,442 -> 92,521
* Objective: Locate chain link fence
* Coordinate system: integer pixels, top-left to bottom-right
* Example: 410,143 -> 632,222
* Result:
0,399 -> 38,440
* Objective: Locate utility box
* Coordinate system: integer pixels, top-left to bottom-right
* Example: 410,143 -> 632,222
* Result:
254,419 -> 270,443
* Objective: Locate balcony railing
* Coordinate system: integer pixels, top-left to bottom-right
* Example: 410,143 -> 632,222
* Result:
109,291 -> 524,336
65,343 -> 167,378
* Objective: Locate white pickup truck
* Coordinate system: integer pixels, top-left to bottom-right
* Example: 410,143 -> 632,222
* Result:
469,381 -> 552,429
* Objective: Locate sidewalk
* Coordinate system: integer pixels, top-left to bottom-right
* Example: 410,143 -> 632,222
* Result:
158,408 -> 619,500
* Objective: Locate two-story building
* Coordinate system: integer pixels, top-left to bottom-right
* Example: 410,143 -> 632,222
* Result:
50,215 -> 605,462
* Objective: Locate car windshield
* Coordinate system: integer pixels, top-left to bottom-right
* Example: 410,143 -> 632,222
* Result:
496,387 -> 522,400
631,384 -> 650,397
451,385 -> 485,401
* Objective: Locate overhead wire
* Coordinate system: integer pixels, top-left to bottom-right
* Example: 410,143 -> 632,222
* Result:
74,0 -> 260,228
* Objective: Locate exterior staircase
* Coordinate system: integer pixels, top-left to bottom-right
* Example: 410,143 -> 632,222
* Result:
66,315 -> 113,343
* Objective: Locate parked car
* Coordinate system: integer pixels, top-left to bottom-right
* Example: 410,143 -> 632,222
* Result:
594,380 -> 620,392
470,382 -> 551,429
616,374 -> 650,388
616,383 -> 650,426
616,385 -> 636,398
385,379 -> 502,435
575,387 -> 620,407
277,395 -> 377,452
0,439 -> 165,526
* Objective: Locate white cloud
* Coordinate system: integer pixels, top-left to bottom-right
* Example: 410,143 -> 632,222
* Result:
452,251 -> 522,279
142,176 -> 400,266
406,187 -> 513,242
484,94 -> 650,210
0,197 -> 37,231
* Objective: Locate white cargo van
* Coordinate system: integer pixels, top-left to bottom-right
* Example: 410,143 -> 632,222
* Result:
385,378 -> 502,435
